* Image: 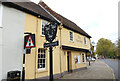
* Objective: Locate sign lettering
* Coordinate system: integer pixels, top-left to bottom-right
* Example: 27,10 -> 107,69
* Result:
44,41 -> 59,48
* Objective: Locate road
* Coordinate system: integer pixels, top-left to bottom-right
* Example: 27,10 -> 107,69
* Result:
101,59 -> 120,80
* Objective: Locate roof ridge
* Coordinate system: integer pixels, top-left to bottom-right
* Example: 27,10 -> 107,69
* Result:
39,1 -> 63,23
39,1 -> 91,38
38,1 -> 77,26
39,1 -> 78,25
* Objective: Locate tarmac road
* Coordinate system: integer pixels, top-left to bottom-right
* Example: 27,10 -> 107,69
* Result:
101,59 -> 120,81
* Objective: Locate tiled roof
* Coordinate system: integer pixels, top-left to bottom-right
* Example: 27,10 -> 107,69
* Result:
1,0 -> 56,22
1,0 -> 91,38
39,1 -> 91,38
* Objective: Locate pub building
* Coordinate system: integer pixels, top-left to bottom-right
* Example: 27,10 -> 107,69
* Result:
0,0 -> 91,80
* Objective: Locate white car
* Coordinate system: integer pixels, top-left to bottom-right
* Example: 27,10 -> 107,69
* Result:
88,57 -> 96,61
91,58 -> 96,61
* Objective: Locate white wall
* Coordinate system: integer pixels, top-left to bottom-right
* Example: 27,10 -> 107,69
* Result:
0,2 -> 3,81
2,5 -> 25,79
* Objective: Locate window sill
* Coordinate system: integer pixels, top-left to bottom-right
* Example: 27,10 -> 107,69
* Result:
84,44 -> 87,46
40,34 -> 45,37
82,62 -> 86,64
37,69 -> 48,73
70,41 -> 74,43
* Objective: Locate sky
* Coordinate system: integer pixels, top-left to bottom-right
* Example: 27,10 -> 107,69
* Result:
31,0 -> 119,46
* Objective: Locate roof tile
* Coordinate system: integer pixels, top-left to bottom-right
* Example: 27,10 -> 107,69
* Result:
39,1 -> 91,38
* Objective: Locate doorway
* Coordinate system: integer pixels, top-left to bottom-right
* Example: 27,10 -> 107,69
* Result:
67,52 -> 72,72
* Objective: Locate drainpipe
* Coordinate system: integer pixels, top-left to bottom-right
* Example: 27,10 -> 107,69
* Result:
34,15 -> 40,80
59,24 -> 63,77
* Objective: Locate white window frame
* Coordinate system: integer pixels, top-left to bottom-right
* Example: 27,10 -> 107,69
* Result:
82,53 -> 85,63
69,31 -> 74,42
41,20 -> 48,36
38,48 -> 46,71
84,36 -> 87,45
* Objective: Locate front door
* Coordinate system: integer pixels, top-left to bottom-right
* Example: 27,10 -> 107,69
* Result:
67,52 -> 72,72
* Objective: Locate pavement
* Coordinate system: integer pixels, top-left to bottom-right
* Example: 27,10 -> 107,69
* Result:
59,59 -> 115,80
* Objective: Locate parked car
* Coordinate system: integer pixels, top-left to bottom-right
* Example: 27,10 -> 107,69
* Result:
87,57 -> 96,61
91,58 -> 96,61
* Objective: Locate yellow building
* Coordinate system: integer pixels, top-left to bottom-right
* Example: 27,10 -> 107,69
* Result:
4,1 -> 91,80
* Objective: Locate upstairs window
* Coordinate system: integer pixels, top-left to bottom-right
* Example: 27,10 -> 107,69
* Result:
41,20 -> 48,35
84,36 -> 87,45
38,48 -> 46,70
70,31 -> 74,42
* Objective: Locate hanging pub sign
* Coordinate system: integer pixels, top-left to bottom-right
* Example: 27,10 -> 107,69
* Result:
44,22 -> 58,43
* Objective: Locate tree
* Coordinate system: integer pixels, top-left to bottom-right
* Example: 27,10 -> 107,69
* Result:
96,38 -> 116,58
118,38 -> 120,54
116,38 -> 120,58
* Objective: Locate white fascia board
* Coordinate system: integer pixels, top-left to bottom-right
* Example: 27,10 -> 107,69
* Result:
39,4 -> 61,24
0,2 -> 3,27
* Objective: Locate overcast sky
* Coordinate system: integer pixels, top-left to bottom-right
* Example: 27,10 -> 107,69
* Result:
31,0 -> 119,45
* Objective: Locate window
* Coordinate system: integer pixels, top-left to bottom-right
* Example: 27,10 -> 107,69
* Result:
82,53 -> 85,63
77,56 -> 81,64
38,48 -> 46,70
70,31 -> 74,42
84,36 -> 87,45
41,20 -> 48,35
